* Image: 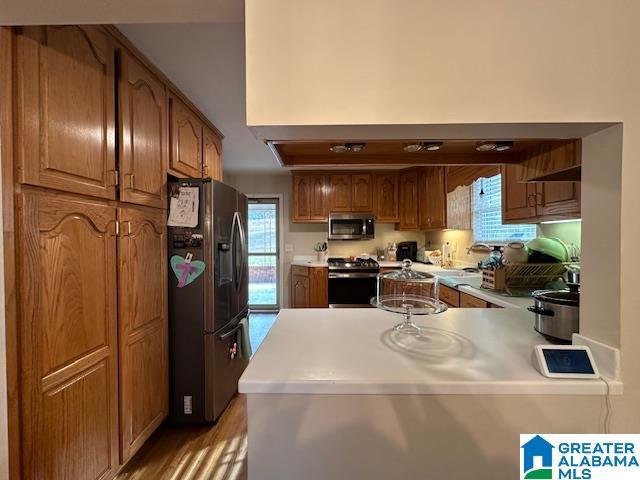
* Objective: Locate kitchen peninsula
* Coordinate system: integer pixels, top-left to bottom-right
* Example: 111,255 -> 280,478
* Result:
239,308 -> 621,479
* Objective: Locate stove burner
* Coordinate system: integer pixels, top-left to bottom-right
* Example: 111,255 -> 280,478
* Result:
328,257 -> 380,271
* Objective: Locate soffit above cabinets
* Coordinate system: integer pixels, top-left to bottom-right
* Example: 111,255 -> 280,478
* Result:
267,139 -> 571,169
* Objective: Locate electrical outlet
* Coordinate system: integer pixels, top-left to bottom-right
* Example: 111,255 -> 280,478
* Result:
184,396 -> 193,414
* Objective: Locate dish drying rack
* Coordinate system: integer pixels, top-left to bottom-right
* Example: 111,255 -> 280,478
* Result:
481,263 -> 569,293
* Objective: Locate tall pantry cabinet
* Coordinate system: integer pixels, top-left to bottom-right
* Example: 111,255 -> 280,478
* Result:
9,25 -> 222,479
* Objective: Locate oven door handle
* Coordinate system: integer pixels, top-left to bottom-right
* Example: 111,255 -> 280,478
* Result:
328,272 -> 379,279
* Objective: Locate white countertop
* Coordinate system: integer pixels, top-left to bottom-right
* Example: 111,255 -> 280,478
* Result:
240,308 -> 621,396
290,257 -> 536,308
290,258 -> 405,268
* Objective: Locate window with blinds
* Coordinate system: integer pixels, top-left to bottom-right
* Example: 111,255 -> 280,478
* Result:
472,174 -> 536,243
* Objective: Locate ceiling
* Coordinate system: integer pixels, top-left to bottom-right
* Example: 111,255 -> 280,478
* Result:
270,140 -> 547,168
117,23 -> 281,174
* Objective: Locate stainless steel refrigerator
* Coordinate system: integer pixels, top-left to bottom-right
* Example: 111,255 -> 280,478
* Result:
168,179 -> 249,424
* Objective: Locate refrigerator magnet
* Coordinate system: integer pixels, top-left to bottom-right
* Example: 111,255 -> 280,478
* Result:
171,253 -> 206,288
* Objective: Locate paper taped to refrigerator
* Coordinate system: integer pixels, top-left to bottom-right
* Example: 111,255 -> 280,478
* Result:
168,187 -> 199,227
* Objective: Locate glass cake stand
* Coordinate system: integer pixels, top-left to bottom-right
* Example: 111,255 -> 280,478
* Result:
370,259 -> 448,334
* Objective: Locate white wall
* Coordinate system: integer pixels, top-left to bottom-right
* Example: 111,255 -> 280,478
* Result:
245,0 -> 638,433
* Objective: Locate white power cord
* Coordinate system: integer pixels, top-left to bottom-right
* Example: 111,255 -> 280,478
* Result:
601,376 -> 613,434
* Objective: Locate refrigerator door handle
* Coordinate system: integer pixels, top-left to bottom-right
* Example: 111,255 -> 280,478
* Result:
236,213 -> 247,291
231,211 -> 241,291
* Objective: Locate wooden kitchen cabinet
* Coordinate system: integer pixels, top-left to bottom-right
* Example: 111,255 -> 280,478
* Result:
460,292 -> 490,308
329,174 -> 352,212
375,173 -> 400,222
309,267 -> 329,307
169,92 -> 204,178
399,170 -> 419,230
502,164 -> 537,222
291,266 -> 328,308
536,182 -> 581,218
117,206 -> 168,462
351,173 -> 374,212
521,140 -> 581,182
502,165 -> 580,223
438,284 -> 460,307
292,173 -> 328,222
419,167 -> 447,229
17,190 -> 119,480
119,50 -> 167,208
15,26 -> 117,199
292,266 -> 310,308
203,126 -> 223,180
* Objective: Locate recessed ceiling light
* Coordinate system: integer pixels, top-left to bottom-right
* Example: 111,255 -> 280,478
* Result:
403,141 -> 443,152
476,141 -> 497,152
346,142 -> 366,152
403,143 -> 423,153
424,142 -> 443,151
495,141 -> 514,152
329,144 -> 349,153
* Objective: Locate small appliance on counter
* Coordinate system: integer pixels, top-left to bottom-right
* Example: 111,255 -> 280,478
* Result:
396,241 -> 417,262
528,272 -> 580,344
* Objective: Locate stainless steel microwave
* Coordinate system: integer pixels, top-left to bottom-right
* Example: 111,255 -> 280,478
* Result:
328,213 -> 375,240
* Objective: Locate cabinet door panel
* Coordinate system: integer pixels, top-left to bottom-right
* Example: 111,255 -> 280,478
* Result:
419,167 -> 447,229
399,171 -> 419,230
203,127 -> 223,180
292,273 -> 309,308
537,182 -> 581,218
119,51 -> 167,208
16,26 -> 116,199
309,268 -> 328,308
169,94 -> 203,178
118,206 -> 168,462
375,173 -> 399,222
351,174 -> 373,212
18,191 -> 118,480
292,174 -> 311,221
502,164 -> 537,223
309,175 -> 328,220
329,174 -> 352,212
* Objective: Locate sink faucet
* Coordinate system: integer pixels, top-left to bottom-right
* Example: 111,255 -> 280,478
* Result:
465,242 -> 491,255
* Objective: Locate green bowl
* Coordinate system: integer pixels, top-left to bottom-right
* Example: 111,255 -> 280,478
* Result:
525,237 -> 569,262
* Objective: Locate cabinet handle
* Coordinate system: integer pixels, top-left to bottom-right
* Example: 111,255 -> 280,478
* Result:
123,173 -> 134,189
527,194 -> 536,207
535,191 -> 544,206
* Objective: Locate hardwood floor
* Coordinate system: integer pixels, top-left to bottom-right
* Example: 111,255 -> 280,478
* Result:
116,394 -> 247,480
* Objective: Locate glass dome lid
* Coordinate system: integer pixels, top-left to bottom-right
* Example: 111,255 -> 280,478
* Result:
371,259 -> 448,335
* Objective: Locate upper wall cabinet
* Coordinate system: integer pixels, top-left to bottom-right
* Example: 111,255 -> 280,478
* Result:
502,164 -> 537,222
16,26 -> 117,199
419,167 -> 447,229
203,127 -> 223,181
119,51 -> 168,208
351,173 -> 374,212
502,165 -> 581,223
292,173 -> 328,222
399,171 -> 419,230
169,93 -> 204,178
521,140 -> 581,182
329,174 -> 352,212
374,173 -> 400,223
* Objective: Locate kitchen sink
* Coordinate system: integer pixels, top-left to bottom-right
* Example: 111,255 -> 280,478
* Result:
436,270 -> 481,279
